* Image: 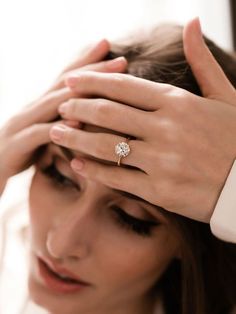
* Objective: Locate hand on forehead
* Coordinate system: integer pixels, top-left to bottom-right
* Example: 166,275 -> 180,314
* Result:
50,121 -> 132,167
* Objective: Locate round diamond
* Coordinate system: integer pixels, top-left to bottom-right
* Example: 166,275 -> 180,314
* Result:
115,142 -> 130,157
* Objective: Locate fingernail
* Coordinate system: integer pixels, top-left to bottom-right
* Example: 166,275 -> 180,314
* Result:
71,158 -> 84,171
58,102 -> 70,114
107,57 -> 127,70
50,125 -> 67,141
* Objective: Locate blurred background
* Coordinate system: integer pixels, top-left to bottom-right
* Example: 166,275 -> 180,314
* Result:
0,0 -> 233,126
0,0 -> 234,313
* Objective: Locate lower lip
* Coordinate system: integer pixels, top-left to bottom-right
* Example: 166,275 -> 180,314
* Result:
37,258 -> 89,294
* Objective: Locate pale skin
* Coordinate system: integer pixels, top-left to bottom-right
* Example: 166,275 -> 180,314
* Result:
0,40 -> 181,314
49,18 -> 236,223
1,19 -> 235,224
0,39 -> 127,195
0,17 -> 235,314
28,139 -> 180,314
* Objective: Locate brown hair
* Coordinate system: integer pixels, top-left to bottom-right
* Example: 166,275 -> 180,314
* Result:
106,25 -> 236,314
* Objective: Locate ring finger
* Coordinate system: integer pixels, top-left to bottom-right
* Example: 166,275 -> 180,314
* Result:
49,125 -> 148,170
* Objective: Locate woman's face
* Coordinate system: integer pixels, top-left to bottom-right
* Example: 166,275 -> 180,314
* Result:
28,125 -> 180,314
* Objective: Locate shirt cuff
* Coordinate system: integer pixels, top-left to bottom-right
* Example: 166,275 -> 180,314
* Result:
210,159 -> 236,243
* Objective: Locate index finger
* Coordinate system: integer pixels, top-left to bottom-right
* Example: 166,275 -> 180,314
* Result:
61,39 -> 110,73
65,71 -> 176,110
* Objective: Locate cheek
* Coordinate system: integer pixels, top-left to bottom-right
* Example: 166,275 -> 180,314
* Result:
97,225 -> 178,294
28,171 -> 57,249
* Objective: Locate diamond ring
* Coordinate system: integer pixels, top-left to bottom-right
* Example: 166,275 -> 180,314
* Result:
115,138 -> 131,166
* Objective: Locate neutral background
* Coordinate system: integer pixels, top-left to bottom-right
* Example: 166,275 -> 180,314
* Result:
0,0 -> 232,126
0,1 -> 233,313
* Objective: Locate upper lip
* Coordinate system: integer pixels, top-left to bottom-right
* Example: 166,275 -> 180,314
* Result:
39,255 -> 90,285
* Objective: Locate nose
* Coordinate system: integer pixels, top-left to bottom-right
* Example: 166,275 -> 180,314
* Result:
46,206 -> 93,261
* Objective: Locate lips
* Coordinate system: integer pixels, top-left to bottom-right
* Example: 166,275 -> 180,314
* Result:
37,256 -> 90,294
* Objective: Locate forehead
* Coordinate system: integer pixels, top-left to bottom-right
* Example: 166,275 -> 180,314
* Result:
40,163 -> 167,225
45,122 -> 168,223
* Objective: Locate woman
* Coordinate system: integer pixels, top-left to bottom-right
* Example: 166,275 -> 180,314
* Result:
1,22 -> 236,314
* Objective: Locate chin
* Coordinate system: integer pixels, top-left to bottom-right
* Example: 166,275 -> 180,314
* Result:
28,273 -> 95,314
28,276 -> 73,314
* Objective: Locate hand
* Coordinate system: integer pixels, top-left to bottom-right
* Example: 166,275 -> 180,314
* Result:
0,39 -> 127,194
50,19 -> 236,223
0,89 -> 74,186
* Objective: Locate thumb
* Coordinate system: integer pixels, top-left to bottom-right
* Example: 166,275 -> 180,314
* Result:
183,17 -> 235,103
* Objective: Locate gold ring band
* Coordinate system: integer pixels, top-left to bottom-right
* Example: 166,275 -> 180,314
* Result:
115,137 -> 131,167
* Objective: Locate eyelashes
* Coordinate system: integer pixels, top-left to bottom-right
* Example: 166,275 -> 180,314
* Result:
40,162 -> 158,237
111,206 -> 158,237
41,162 -> 79,190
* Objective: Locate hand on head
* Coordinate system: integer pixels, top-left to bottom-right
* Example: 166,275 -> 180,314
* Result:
0,39 -> 127,195
50,18 -> 236,222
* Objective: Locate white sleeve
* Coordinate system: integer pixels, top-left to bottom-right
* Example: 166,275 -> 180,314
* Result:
210,159 -> 236,243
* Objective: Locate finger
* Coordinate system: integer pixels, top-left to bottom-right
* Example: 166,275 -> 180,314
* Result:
52,56 -> 128,93
58,98 -> 148,138
65,71 -> 176,110
69,56 -> 127,74
49,124 -> 147,169
183,18 -> 236,102
70,156 -> 148,200
62,39 -> 110,73
47,39 -> 110,93
11,120 -> 65,155
7,88 -> 75,134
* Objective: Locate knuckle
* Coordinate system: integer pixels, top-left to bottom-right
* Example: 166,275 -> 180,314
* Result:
154,117 -> 177,144
169,90 -> 194,112
67,99 -> 77,115
63,128 -> 75,147
77,72 -> 94,85
93,99 -> 110,123
28,123 -> 39,136
109,73 -> 126,93
157,116 -> 174,132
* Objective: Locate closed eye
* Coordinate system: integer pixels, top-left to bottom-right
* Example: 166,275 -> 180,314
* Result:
39,157 -> 159,237
111,205 -> 159,237
41,161 -> 79,190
